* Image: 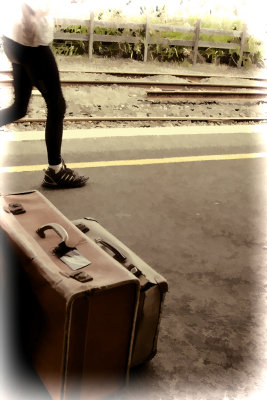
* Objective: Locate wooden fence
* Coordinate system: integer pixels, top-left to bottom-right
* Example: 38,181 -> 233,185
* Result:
54,13 -> 248,67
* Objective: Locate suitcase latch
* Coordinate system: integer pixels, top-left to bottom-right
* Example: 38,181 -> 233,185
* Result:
70,271 -> 93,283
4,202 -> 26,215
75,223 -> 90,234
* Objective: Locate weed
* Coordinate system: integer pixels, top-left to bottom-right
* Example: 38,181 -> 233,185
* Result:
52,15 -> 264,67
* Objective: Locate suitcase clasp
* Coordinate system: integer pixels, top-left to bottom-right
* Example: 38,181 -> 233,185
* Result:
4,202 -> 26,215
70,271 -> 93,283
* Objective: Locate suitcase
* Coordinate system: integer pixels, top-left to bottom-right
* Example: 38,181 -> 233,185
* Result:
72,217 -> 168,367
0,191 -> 140,400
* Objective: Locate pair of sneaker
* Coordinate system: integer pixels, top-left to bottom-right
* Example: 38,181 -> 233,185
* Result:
42,160 -> 89,189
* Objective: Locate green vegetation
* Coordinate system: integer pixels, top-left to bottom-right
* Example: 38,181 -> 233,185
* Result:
52,9 -> 265,68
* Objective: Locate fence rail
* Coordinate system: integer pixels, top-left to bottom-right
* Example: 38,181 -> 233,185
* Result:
54,13 -> 248,67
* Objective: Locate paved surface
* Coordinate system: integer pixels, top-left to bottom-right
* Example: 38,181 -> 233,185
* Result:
1,124 -> 267,400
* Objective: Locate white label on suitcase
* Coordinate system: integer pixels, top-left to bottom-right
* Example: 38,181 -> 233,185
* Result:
60,248 -> 92,270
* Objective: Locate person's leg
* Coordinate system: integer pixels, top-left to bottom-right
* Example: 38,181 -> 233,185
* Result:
0,63 -> 32,126
23,45 -> 66,166
1,38 -> 88,188
21,45 -> 88,188
0,38 -> 33,126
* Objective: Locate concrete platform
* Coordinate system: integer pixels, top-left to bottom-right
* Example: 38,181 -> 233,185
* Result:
1,124 -> 267,399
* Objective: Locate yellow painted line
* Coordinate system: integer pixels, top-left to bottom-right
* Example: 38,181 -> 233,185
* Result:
0,152 -> 267,173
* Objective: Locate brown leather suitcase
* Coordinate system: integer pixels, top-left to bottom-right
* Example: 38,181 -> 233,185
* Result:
0,191 -> 140,400
72,217 -> 168,367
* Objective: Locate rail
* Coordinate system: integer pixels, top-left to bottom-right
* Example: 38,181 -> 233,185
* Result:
2,76 -> 267,97
2,71 -> 266,126
14,116 -> 267,125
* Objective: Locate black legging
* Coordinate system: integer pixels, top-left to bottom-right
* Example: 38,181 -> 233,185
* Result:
0,36 -> 66,165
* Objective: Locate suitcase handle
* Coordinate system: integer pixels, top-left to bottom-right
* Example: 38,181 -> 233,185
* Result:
95,238 -> 127,263
36,223 -> 92,272
36,223 -> 69,245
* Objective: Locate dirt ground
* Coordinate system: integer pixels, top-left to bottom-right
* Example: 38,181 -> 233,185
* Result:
1,53 -> 267,132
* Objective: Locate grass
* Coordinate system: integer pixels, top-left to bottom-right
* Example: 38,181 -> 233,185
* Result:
52,11 -> 264,68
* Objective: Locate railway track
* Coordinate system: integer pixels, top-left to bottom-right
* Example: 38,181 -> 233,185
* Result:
2,68 -> 267,126
1,76 -> 267,91
2,70 -> 267,102
15,116 -> 267,124
146,89 -> 267,101
2,68 -> 267,82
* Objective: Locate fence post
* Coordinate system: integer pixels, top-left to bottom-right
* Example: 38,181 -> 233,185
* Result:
144,16 -> 150,62
88,11 -> 94,60
193,19 -> 201,65
238,24 -> 247,68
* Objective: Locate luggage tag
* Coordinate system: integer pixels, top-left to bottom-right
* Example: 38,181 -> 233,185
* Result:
36,223 -> 92,271
53,240 -> 92,271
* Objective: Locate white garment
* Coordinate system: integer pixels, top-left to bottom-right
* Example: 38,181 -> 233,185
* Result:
1,0 -> 54,47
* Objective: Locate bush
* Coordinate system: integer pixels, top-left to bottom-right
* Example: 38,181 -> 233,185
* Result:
52,17 -> 265,67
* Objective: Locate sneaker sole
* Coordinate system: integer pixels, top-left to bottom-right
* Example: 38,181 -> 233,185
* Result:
42,177 -> 89,189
